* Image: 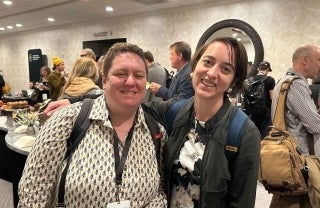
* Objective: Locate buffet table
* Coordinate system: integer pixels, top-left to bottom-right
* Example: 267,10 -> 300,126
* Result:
5,130 -> 34,155
0,114 -> 36,156
0,115 -> 32,208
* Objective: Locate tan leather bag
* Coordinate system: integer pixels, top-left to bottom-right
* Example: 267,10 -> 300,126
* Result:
305,155 -> 320,208
258,77 -> 308,195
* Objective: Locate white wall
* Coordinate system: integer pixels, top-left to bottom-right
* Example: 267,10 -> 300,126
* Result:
1,0 -> 320,91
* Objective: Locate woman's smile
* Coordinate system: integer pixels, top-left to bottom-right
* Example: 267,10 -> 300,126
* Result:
200,78 -> 216,88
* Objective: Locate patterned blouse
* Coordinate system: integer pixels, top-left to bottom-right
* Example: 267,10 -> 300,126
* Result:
170,119 -> 206,208
18,95 -> 167,208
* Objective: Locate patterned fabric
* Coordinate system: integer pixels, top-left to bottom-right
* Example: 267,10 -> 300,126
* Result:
170,119 -> 206,208
18,95 -> 167,208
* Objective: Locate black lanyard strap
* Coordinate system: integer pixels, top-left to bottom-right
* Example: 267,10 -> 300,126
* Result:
113,122 -> 135,186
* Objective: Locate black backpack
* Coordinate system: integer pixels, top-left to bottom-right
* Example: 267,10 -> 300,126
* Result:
161,66 -> 174,89
57,98 -> 162,207
164,67 -> 174,88
244,75 -> 269,115
155,63 -> 174,88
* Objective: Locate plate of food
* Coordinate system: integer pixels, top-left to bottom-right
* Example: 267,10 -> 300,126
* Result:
1,101 -> 29,111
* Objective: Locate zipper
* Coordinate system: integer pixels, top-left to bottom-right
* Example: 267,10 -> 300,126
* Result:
199,126 -> 212,207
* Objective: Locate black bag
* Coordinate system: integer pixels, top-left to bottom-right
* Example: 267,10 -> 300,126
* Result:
164,67 -> 174,88
244,76 -> 269,114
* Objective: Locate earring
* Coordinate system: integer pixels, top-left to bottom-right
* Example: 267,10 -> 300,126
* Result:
190,72 -> 193,78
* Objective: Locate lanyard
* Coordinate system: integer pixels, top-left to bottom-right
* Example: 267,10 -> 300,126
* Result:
113,121 -> 135,201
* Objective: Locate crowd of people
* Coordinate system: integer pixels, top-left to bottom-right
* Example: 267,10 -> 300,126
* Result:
13,38 -> 320,208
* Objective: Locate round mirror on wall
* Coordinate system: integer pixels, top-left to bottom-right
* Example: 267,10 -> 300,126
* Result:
196,19 -> 264,73
208,27 -> 255,65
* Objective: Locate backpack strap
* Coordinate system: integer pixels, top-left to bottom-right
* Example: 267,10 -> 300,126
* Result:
143,111 -> 162,170
165,99 -> 188,135
258,75 -> 269,82
225,108 -> 248,162
57,98 -> 94,207
273,77 -> 298,131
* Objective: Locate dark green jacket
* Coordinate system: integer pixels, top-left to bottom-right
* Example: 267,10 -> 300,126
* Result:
145,97 -> 260,208
48,71 -> 65,101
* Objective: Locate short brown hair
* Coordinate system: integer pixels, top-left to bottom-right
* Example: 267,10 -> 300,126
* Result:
170,41 -> 191,62
191,37 -> 248,95
103,43 -> 147,76
143,51 -> 154,62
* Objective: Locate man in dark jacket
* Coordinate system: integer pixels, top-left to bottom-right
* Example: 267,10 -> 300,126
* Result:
149,41 -> 194,100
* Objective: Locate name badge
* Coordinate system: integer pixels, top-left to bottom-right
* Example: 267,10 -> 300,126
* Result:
106,200 -> 131,208
42,93 -> 48,100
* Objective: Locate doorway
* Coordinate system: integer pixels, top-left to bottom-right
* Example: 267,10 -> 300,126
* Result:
82,38 -> 126,61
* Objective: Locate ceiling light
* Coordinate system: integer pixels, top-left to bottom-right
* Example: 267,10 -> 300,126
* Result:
48,17 -> 55,22
16,23 -> 22,27
106,6 -> 113,12
7,25 -> 13,29
0,27 -> 5,31
3,1 -> 12,5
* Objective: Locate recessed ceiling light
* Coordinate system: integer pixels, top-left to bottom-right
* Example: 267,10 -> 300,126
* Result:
3,1 -> 13,5
48,17 -> 55,22
0,27 -> 5,31
106,6 -> 113,12
7,25 -> 13,29
16,23 -> 22,27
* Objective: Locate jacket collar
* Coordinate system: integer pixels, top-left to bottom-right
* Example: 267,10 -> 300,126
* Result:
174,97 -> 232,130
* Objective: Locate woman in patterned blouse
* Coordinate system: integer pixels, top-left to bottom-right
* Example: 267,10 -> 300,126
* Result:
43,38 -> 261,208
18,43 -> 167,208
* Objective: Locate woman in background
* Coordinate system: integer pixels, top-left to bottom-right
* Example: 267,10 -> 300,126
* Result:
58,57 -> 102,99
36,65 -> 51,101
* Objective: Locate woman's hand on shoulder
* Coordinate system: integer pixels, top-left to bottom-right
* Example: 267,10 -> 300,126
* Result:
43,99 -> 71,117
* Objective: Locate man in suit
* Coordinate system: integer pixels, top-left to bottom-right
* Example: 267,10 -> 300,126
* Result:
150,41 -> 194,100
